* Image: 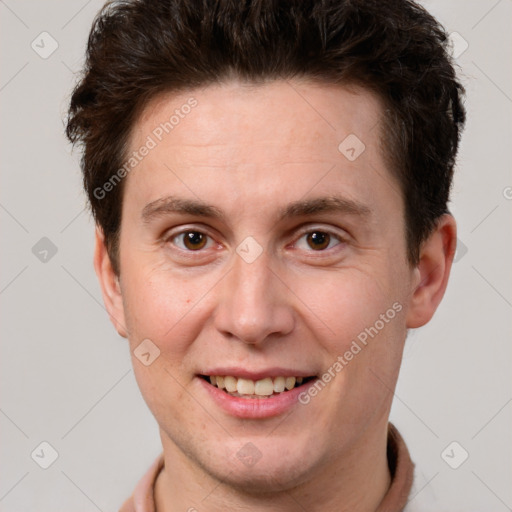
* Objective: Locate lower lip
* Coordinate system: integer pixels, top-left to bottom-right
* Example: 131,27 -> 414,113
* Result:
198,377 -> 318,419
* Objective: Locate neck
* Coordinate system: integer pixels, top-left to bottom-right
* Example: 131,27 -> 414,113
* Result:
155,421 -> 391,512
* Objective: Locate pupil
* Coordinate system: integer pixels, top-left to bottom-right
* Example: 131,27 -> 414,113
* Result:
184,232 -> 206,250
307,232 -> 329,250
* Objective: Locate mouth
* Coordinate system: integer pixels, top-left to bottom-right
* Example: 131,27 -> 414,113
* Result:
199,374 -> 317,399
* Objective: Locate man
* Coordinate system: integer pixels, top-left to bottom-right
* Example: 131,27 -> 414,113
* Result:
66,0 -> 465,510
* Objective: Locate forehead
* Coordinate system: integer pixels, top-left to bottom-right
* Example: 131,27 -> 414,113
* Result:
124,79 -> 401,222
133,79 -> 383,158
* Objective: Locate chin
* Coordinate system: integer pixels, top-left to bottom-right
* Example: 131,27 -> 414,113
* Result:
212,461 -> 311,495
199,436 -> 322,494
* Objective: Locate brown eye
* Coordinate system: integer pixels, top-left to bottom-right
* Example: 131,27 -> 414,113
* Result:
306,231 -> 330,250
182,231 -> 207,250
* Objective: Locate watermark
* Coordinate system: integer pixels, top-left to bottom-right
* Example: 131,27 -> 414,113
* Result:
31,441 -> 59,469
447,31 -> 469,59
93,97 -> 198,200
134,338 -> 160,366
453,237 -> 468,263
236,236 -> 264,263
441,441 -> 469,469
298,301 -> 403,405
236,442 -> 263,467
32,236 -> 58,263
338,133 -> 366,161
31,31 -> 59,59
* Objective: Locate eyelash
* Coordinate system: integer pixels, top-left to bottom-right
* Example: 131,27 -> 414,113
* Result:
166,227 -> 347,254
293,228 -> 346,252
171,230 -> 216,251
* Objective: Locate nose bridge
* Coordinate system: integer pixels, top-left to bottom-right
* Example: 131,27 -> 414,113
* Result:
214,251 -> 293,344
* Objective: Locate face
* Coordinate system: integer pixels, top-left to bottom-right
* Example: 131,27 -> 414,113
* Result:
96,79 -> 451,492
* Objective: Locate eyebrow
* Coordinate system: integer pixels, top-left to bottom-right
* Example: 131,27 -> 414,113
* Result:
278,196 -> 371,220
141,195 -> 371,224
141,196 -> 225,223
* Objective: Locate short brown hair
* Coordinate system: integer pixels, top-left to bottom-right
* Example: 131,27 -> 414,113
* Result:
66,0 -> 465,274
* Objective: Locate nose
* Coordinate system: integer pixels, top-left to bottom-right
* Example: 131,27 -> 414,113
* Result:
213,251 -> 295,346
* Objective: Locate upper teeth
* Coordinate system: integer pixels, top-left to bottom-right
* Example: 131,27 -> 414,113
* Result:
208,375 -> 304,395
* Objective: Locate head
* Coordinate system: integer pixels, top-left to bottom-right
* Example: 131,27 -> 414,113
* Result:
67,0 -> 465,495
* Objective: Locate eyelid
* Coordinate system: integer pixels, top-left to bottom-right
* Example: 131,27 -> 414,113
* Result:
164,225 -> 219,250
162,223 -> 349,254
293,224 -> 349,242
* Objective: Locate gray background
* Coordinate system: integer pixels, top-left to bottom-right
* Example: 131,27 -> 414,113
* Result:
1,0 -> 511,510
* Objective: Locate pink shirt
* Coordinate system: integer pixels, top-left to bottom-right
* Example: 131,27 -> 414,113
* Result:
120,423 -> 414,512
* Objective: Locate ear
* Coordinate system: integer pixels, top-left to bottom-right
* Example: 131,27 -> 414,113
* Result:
93,226 -> 128,338
406,214 -> 457,328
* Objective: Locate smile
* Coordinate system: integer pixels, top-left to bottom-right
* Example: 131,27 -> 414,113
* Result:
200,374 -> 316,399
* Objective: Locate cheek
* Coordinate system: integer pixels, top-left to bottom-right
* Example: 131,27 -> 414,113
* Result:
296,268 -> 397,342
120,260 -> 219,358
131,358 -> 206,442
294,265 -> 407,387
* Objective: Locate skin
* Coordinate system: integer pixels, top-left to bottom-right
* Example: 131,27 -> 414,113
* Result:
95,79 -> 456,511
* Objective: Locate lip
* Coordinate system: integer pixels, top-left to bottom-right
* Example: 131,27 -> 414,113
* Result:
198,367 -> 316,381
197,374 -> 319,419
